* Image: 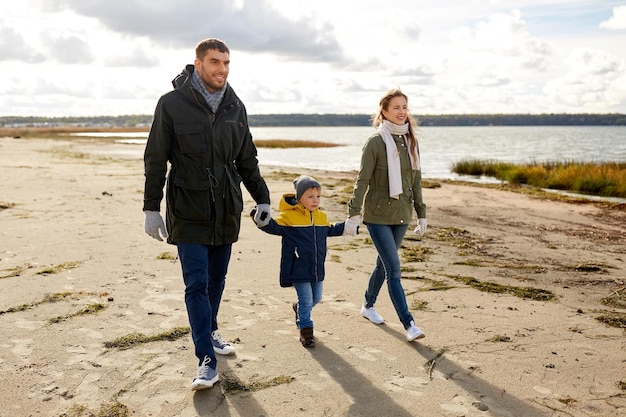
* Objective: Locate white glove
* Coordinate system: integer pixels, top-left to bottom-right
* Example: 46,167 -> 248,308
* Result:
254,203 -> 271,227
343,215 -> 360,236
144,210 -> 168,241
414,218 -> 427,236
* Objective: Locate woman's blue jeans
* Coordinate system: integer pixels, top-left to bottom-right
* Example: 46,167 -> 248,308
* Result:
177,242 -> 231,367
293,281 -> 323,329
365,223 -> 414,328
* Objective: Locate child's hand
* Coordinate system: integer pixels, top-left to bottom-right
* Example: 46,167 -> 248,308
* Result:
343,215 -> 360,236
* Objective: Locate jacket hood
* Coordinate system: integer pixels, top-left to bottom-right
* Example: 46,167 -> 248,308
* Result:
276,193 -> 331,227
172,64 -> 195,89
279,193 -> 305,215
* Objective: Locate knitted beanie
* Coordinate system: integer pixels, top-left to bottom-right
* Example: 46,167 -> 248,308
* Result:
293,175 -> 321,201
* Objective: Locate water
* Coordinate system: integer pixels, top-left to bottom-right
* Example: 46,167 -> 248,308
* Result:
249,126 -> 626,180
92,125 -> 625,179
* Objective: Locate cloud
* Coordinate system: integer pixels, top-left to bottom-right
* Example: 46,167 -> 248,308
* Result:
40,30 -> 94,64
545,48 -> 626,109
449,9 -> 553,84
3,1 -> 626,116
451,10 -> 551,58
600,5 -> 626,30
103,46 -> 160,68
0,20 -> 46,63
51,0 -> 344,63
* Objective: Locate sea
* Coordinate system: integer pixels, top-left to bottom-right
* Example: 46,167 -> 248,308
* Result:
100,125 -> 626,181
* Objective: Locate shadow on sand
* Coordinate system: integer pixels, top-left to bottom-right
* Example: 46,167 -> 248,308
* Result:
191,326 -> 550,416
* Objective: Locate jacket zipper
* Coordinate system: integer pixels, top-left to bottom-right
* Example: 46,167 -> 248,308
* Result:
312,212 -> 319,282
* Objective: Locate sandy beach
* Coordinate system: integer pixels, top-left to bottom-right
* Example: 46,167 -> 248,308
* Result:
0,136 -> 624,417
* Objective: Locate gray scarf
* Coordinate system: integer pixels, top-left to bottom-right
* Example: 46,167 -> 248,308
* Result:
191,70 -> 226,113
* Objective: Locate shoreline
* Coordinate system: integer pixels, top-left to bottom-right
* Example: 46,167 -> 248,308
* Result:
1,136 -> 625,416
7,134 -> 626,205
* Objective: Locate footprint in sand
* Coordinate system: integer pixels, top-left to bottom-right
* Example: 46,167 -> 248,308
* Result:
74,371 -> 103,398
348,346 -> 392,361
384,373 -> 428,396
11,338 -> 33,359
325,298 -> 358,312
533,385 -> 553,395
78,327 -> 103,339
299,370 -> 332,392
441,394 -> 486,414
14,319 -> 44,330
139,292 -> 183,315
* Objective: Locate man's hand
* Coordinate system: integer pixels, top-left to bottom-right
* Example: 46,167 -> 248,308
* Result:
253,204 -> 271,227
144,211 -> 168,241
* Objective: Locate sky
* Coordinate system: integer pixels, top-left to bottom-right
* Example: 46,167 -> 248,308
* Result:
1,0 -> 625,117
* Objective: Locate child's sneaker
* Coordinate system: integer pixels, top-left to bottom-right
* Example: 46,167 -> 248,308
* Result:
406,321 -> 425,341
360,305 -> 384,324
191,355 -> 219,390
211,330 -> 235,355
299,327 -> 315,348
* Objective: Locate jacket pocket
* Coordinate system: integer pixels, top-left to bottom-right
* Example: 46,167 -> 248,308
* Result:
371,195 -> 391,216
174,123 -> 206,153
224,164 -> 243,214
171,176 -> 213,221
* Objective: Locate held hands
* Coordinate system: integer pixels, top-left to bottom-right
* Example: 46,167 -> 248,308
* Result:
144,210 -> 168,241
414,218 -> 427,236
343,215 -> 360,236
253,203 -> 271,227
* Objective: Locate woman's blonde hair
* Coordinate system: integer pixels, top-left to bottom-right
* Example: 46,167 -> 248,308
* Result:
372,88 -> 419,162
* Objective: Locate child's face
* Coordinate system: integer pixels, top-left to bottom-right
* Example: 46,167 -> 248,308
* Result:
299,187 -> 321,212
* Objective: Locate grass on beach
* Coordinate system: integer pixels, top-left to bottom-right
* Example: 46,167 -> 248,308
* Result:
253,139 -> 341,148
0,127 -> 341,149
452,158 -> 626,198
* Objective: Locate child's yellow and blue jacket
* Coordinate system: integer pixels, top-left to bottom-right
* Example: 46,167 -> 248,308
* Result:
258,193 -> 345,287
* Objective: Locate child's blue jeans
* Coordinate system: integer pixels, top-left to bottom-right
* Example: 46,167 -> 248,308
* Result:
293,281 -> 323,329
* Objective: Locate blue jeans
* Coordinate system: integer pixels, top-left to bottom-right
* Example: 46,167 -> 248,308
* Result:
177,242 -> 231,367
294,281 -> 323,329
365,223 -> 414,329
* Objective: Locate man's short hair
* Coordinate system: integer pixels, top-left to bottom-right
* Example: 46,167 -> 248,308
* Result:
196,38 -> 230,59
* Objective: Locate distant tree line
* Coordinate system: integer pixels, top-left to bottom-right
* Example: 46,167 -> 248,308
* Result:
1,113 -> 625,127
416,113 -> 626,126
249,113 -> 626,126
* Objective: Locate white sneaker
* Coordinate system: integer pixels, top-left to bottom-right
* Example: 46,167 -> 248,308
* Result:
406,320 -> 425,341
361,305 -> 384,324
211,330 -> 235,355
191,355 -> 219,390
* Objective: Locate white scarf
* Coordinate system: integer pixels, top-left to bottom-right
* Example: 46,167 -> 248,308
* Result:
379,120 -> 420,199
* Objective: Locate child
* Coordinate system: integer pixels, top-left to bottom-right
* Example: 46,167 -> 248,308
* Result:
252,175 -> 355,347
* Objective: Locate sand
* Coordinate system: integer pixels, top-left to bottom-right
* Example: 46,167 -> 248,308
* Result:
0,136 -> 624,417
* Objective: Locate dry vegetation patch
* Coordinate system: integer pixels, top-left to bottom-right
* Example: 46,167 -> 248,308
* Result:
220,372 -> 294,392
103,327 -> 191,350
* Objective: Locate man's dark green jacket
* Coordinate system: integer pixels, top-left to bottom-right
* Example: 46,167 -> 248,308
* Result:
143,64 -> 270,245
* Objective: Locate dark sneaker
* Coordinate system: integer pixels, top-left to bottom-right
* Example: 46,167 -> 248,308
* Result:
211,330 -> 235,355
292,302 -> 298,324
191,355 -> 219,390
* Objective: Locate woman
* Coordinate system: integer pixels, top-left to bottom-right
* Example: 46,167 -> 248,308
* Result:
346,88 -> 427,342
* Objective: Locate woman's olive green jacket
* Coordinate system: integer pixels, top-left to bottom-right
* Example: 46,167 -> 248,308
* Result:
348,132 -> 426,225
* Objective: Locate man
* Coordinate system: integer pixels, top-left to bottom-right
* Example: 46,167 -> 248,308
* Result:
143,38 -> 271,391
